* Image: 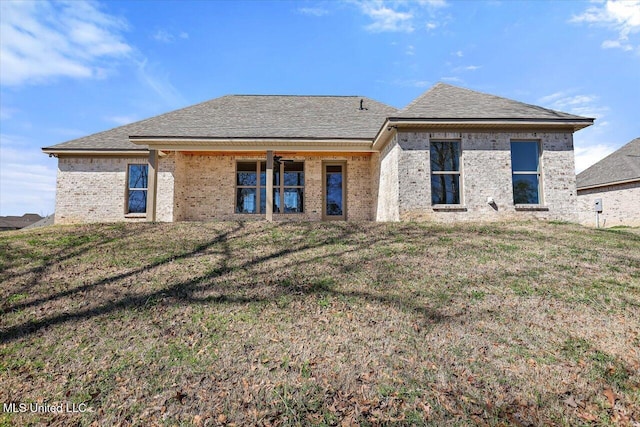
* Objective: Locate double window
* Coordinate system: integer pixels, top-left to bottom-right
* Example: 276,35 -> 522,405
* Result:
430,140 -> 461,205
236,161 -> 304,214
511,141 -> 541,204
126,164 -> 148,214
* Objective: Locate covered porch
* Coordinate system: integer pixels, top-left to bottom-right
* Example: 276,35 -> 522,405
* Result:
141,140 -> 379,222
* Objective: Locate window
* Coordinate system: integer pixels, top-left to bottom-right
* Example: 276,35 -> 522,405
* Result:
323,163 -> 345,219
511,141 -> 541,204
430,141 -> 461,205
127,164 -> 148,214
275,161 -> 304,213
236,161 -> 265,214
235,160 -> 304,214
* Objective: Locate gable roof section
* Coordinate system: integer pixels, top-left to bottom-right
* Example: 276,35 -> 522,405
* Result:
393,83 -> 593,124
43,95 -> 397,152
576,137 -> 640,189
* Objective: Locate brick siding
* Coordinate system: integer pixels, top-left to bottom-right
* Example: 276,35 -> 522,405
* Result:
577,181 -> 640,227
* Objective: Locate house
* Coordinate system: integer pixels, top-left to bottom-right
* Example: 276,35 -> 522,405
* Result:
576,137 -> 640,227
0,214 -> 43,231
42,83 -> 593,224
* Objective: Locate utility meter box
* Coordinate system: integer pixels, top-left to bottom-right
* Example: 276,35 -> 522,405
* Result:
594,198 -> 603,213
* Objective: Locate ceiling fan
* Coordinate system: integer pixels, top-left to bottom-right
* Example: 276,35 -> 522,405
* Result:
273,155 -> 294,165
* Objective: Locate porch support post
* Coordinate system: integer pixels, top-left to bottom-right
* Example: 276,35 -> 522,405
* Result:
266,150 -> 274,222
146,149 -> 158,222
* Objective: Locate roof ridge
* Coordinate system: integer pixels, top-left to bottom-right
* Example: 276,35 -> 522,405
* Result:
227,94 -> 365,98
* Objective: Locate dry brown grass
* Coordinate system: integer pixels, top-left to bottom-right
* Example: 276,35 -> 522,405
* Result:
0,221 -> 639,426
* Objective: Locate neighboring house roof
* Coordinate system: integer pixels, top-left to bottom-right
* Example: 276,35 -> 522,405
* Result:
23,214 -> 55,229
394,83 -> 592,122
576,137 -> 640,189
43,95 -> 397,151
0,214 -> 43,230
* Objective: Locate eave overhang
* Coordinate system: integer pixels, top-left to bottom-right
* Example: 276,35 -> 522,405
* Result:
372,117 -> 594,151
42,148 -> 149,156
577,177 -> 640,191
128,136 -> 376,152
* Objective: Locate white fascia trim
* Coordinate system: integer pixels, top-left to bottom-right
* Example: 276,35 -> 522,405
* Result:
385,119 -> 592,130
371,119 -> 395,151
42,149 -> 149,156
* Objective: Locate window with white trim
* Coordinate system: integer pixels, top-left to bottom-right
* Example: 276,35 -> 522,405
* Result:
430,140 -> 461,205
236,161 -> 266,214
511,141 -> 541,204
275,161 -> 304,213
235,160 -> 304,214
127,164 -> 148,213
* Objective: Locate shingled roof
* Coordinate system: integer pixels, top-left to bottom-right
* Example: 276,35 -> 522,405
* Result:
576,137 -> 640,189
43,95 -> 397,151
43,83 -> 594,152
395,83 -> 593,122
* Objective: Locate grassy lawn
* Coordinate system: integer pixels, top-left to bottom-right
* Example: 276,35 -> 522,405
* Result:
0,221 -> 639,426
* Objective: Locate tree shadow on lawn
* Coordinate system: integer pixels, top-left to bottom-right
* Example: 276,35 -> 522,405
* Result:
0,223 -> 157,297
0,221 -> 450,344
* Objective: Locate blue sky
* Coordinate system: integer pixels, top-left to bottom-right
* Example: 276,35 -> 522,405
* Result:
1,0 -> 639,216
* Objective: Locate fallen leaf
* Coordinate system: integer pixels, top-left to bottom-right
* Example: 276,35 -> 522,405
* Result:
418,401 -> 431,417
564,396 -> 578,408
603,388 -> 616,407
577,411 -> 597,422
193,415 -> 204,426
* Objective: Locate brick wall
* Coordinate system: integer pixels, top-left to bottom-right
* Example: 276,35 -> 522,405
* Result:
174,152 -> 374,221
375,136 -> 400,221
54,131 -> 579,225
55,155 -> 175,224
577,181 -> 640,227
377,130 -> 578,222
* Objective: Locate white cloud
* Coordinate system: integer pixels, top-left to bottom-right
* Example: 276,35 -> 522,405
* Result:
574,143 -> 616,173
453,50 -> 463,57
453,64 -> 482,72
136,59 -> 186,108
406,45 -> 415,55
152,29 -> 189,43
0,105 -> 19,120
392,79 -> 430,88
0,0 -> 131,87
539,91 -> 609,121
0,134 -> 56,216
441,76 -> 463,83
105,115 -> 138,126
418,0 -> 448,7
153,29 -> 173,43
360,2 -> 414,33
571,0 -> 640,52
298,7 -> 329,17
540,90 -> 619,172
353,1 -> 448,33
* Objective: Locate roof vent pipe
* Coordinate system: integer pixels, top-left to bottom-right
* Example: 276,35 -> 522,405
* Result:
359,99 -> 368,110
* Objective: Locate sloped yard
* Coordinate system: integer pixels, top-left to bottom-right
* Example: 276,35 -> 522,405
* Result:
1,221 -> 639,426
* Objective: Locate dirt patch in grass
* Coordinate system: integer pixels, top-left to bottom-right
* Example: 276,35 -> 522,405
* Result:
1,221 -> 639,426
